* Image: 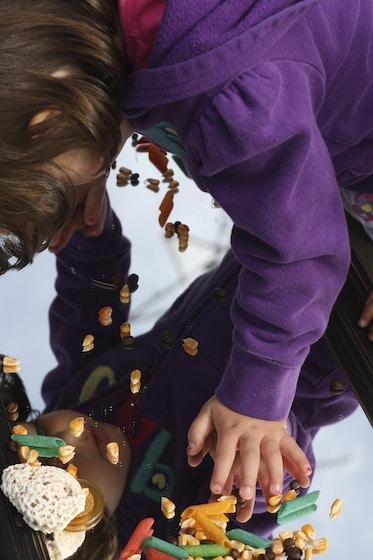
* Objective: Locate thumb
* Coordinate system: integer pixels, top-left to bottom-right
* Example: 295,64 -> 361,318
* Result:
83,177 -> 107,229
187,406 -> 214,466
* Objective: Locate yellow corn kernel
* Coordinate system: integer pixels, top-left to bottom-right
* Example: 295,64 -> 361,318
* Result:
161,497 -> 176,515
279,530 -> 294,541
82,334 -> 94,352
130,369 -> 142,384
27,449 -> 39,465
283,489 -> 298,502
106,441 -> 119,464
301,524 -> 316,542
66,464 -> 78,477
182,337 -> 198,350
329,498 -> 343,519
120,322 -> 131,337
69,416 -> 85,437
19,445 -> 30,462
12,424 -> 28,435
268,494 -> 283,507
58,445 -> 75,464
312,538 -> 328,554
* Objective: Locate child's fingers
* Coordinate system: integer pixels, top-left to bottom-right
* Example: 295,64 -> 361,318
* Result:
82,177 -> 107,231
366,291 -> 373,304
259,436 -> 284,497
279,433 -> 312,485
234,489 -> 256,523
209,449 -> 238,497
358,291 -> 373,330
188,431 -> 216,467
187,407 -> 214,466
233,435 -> 260,502
83,195 -> 107,238
210,431 -> 244,497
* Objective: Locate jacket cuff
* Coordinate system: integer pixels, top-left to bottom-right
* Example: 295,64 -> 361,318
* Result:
215,350 -> 301,421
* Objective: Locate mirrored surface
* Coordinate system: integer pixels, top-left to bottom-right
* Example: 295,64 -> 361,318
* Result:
0,142 -> 372,557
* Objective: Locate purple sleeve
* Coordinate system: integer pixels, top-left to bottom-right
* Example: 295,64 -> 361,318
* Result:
186,60 -> 351,421
41,198 -> 131,409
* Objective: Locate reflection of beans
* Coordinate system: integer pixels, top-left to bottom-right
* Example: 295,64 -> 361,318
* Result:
120,322 -> 131,338
69,417 -> 85,438
82,334 -> 94,353
58,445 -> 76,465
106,442 -> 119,465
12,424 -> 28,435
120,284 -> 130,304
7,401 -> 18,414
127,273 -> 139,293
182,337 -> 199,356
1,354 -> 20,374
121,335 -> 134,350
98,306 -> 113,326
130,369 -> 141,394
161,497 -> 176,519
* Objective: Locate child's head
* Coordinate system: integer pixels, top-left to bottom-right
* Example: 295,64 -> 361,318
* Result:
0,0 -> 127,272
27,409 -> 131,515
1,375 -> 130,559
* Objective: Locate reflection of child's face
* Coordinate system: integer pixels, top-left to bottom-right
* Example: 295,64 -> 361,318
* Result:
22,410 -> 131,515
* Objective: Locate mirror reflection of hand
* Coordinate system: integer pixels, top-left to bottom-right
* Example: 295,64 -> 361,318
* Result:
48,176 -> 107,254
358,290 -> 373,341
187,395 -> 312,523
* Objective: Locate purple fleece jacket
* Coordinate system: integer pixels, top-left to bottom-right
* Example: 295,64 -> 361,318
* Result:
120,0 -> 373,422
42,201 -> 358,545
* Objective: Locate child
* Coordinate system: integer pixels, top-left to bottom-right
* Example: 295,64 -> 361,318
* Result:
0,0 -> 372,517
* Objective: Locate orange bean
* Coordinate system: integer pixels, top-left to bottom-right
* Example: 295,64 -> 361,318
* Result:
158,191 -> 174,227
148,144 -> 168,174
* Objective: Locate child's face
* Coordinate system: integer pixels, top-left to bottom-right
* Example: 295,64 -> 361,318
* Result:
50,117 -> 134,188
53,148 -> 106,187
21,410 -> 131,515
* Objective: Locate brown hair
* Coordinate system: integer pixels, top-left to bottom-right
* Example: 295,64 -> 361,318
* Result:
0,0 -> 128,272
0,371 -> 38,421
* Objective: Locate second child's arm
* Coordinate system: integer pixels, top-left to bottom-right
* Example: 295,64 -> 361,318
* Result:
42,196 -> 132,410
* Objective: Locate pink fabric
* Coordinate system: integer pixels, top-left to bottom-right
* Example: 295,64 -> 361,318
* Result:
118,0 -> 165,69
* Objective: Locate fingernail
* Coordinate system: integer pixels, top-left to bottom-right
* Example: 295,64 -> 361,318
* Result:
304,465 -> 312,475
85,215 -> 96,225
358,318 -> 367,327
186,444 -> 195,454
270,483 -> 281,495
211,484 -> 222,495
240,486 -> 253,500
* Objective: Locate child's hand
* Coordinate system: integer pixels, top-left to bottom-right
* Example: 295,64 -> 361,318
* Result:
358,290 -> 373,341
48,175 -> 107,253
187,396 -> 311,522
